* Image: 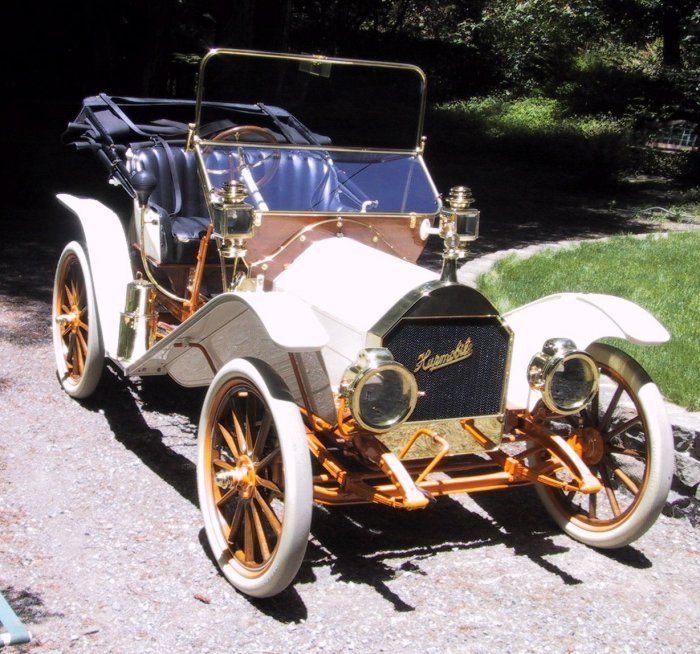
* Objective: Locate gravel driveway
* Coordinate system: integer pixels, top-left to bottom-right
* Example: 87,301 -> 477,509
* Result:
1,237 -> 699,654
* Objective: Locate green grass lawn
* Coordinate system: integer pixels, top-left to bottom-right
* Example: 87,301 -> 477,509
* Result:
478,231 -> 700,410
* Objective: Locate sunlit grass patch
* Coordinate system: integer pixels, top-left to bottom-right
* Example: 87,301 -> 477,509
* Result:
478,231 -> 700,410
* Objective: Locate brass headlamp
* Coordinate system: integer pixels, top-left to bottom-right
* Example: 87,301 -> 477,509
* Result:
528,338 -> 600,416
210,180 -> 260,259
340,348 -> 418,433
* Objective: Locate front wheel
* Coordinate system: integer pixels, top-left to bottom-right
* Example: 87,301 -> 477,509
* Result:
197,359 -> 312,597
52,241 -> 104,398
533,343 -> 674,548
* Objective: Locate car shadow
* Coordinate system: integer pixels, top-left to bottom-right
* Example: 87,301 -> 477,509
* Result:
81,370 -> 653,619
81,367 -> 201,507
0,586 -> 64,626
300,490 -> 578,614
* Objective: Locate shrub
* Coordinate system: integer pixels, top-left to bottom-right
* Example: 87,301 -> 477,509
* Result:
435,96 -> 632,184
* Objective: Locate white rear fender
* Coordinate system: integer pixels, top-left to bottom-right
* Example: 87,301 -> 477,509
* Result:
503,293 -> 669,408
57,194 -> 133,357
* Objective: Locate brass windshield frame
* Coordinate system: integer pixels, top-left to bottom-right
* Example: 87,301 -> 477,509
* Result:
193,48 -> 428,152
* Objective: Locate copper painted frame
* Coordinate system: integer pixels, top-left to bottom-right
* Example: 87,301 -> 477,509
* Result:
299,404 -> 604,509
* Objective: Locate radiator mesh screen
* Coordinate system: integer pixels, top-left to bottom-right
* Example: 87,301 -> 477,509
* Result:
383,317 -> 510,421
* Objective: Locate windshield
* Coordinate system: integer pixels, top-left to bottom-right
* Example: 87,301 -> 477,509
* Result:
201,146 -> 439,214
195,49 -> 427,151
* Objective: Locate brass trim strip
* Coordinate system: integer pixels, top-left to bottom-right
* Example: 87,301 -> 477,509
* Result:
248,217 -> 406,269
198,140 -> 423,156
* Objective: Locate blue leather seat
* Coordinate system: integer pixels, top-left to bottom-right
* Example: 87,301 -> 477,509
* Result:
131,145 -> 220,263
131,144 -> 360,263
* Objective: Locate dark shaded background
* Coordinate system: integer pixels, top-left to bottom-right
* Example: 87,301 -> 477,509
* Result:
1,1 -> 696,256
1,1 -> 486,239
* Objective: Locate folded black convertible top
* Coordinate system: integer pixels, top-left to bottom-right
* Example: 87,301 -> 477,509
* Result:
63,93 -> 332,196
63,93 -> 330,147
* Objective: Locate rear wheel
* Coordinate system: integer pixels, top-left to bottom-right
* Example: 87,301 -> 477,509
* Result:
533,343 -> 673,548
197,359 -> 312,597
52,242 -> 104,398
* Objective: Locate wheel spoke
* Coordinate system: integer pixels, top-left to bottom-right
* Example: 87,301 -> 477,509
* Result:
599,383 -> 624,433
231,408 -> 248,455
608,445 -> 646,460
252,413 -> 272,461
588,492 -> 597,519
250,501 -> 271,560
254,490 -> 282,535
75,334 -> 85,374
605,415 -> 641,441
217,423 -> 240,458
226,501 -> 244,544
216,487 -> 237,508
213,458 -> 235,471
256,476 -> 282,496
610,461 -> 640,495
69,334 -> 80,375
256,447 -> 280,472
76,329 -> 88,356
244,394 -> 254,453
599,462 -> 621,517
243,505 -> 254,563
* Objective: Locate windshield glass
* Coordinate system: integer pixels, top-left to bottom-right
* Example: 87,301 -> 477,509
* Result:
201,145 -> 439,214
195,50 -> 426,151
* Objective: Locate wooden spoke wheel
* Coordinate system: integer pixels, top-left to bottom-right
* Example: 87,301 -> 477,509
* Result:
197,359 -> 312,597
52,242 -> 104,398
534,343 -> 674,548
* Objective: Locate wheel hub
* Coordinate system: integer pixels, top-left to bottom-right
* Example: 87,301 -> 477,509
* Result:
56,306 -> 82,333
579,426 -> 605,466
215,455 -> 256,499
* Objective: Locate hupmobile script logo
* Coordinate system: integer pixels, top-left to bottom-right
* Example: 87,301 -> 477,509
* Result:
413,338 -> 474,373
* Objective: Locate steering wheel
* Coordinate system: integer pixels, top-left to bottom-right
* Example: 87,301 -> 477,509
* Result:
211,125 -> 281,189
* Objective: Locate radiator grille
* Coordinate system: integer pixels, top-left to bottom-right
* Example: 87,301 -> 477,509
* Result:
383,317 -> 510,421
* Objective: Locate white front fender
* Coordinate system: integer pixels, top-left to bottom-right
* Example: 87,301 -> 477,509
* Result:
57,194 -> 133,357
503,293 -> 669,408
124,291 -> 334,421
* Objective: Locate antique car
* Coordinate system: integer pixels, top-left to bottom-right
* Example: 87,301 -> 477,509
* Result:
56,49 -> 674,598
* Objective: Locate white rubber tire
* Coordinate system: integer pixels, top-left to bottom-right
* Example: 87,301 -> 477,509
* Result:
534,343 -> 674,548
52,241 -> 104,399
197,358 -> 312,598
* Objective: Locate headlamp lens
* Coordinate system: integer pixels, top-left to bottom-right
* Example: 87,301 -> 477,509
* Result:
550,355 -> 598,413
358,367 -> 415,431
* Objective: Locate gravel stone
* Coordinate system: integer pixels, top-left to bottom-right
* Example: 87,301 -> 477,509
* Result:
675,452 -> 700,493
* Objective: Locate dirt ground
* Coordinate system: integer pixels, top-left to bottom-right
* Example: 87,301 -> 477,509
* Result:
1,283 -> 699,653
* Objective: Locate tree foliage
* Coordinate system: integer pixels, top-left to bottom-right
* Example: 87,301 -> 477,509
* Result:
6,1 -> 698,117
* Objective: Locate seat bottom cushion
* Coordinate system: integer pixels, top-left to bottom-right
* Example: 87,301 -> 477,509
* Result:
167,215 -> 218,264
172,215 -> 212,242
